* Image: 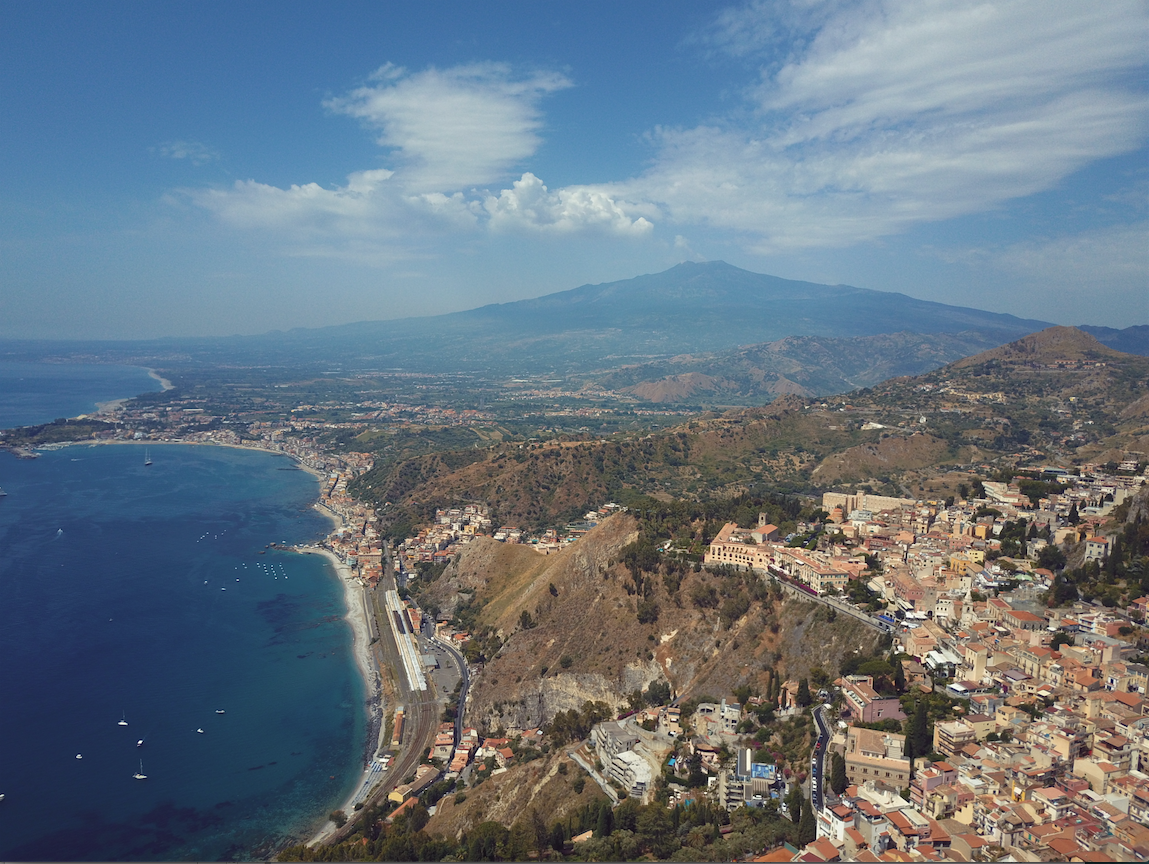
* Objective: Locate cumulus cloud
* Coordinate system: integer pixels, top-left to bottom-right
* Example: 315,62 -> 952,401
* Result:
627,0 -> 1149,250
483,173 -> 653,236
325,62 -> 571,189
188,3 -> 1148,265
155,140 -> 219,165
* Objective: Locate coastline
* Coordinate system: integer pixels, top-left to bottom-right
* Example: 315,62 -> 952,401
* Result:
146,368 -> 174,391
26,438 -> 384,850
293,513 -> 386,847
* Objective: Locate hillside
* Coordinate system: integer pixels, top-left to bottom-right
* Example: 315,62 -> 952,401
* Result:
590,330 -> 1009,405
350,327 -> 1149,536
414,514 -> 884,735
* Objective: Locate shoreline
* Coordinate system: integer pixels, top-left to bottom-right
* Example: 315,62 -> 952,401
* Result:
20,437 -> 383,851
146,368 -> 174,391
295,541 -> 386,846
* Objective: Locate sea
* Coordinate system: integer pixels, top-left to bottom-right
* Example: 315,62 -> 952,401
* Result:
0,361 -> 164,429
0,365 -> 367,861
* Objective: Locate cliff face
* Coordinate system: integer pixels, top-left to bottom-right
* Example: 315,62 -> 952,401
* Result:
420,514 -> 884,734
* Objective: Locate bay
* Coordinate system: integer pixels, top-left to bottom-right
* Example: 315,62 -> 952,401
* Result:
0,362 -> 162,429
0,443 -> 366,861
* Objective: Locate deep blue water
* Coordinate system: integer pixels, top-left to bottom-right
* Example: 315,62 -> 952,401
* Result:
0,444 -> 366,861
0,362 -> 162,428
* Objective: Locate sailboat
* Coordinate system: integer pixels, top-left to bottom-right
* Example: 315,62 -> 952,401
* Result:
144,448 -> 153,466
118,711 -> 128,727
133,760 -> 147,780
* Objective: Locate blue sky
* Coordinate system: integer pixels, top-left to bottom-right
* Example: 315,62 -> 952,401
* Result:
1,0 -> 1146,339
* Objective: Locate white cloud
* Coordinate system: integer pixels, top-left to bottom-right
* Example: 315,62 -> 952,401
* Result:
188,63 -> 648,261
155,140 -> 219,165
325,62 -> 571,189
626,0 -> 1149,250
188,5 -> 1148,265
483,173 -> 653,236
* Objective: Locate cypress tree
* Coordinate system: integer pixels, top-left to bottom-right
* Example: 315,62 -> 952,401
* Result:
595,801 -> 613,838
798,798 -> 816,846
911,697 -> 931,756
797,678 -> 812,708
786,783 -> 803,823
893,658 -> 906,694
830,751 -> 848,795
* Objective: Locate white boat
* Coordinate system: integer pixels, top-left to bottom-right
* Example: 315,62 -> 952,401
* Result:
133,760 -> 147,780
137,739 -> 144,748
76,754 -> 83,759
196,728 -> 204,734
144,449 -> 153,466
216,710 -> 225,715
118,711 -> 128,727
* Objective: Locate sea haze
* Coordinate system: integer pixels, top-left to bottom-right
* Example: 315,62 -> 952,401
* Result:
0,362 -> 162,428
0,444 -> 366,861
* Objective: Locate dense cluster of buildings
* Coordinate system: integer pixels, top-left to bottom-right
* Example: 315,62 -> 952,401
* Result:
704,470 -> 1149,861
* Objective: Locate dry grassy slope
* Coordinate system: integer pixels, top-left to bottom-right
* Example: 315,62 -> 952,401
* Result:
952,325 -> 1126,366
424,749 -> 607,841
811,431 -> 951,484
430,514 -> 883,734
365,395 -> 880,528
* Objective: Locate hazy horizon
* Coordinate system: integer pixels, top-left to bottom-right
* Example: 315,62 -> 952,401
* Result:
2,1 -> 1146,340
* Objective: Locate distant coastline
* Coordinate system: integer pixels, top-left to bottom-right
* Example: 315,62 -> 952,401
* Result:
146,368 -> 174,391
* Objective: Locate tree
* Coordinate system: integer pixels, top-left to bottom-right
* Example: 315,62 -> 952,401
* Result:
595,801 -> 614,838
908,697 -> 930,760
797,678 -> 813,708
550,822 -> 566,853
786,783 -> 803,824
798,797 -> 817,846
830,752 -> 848,796
893,658 -> 907,694
1050,630 -> 1073,651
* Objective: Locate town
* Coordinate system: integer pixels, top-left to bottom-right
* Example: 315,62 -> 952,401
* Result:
8,375 -> 1149,863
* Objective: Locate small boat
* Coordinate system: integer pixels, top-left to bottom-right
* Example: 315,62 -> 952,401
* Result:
216,710 -> 225,715
137,739 -> 144,748
0,486 -> 7,496
133,760 -> 147,780
196,728 -> 204,734
76,754 -> 83,760
118,711 -> 128,727
144,449 -> 153,466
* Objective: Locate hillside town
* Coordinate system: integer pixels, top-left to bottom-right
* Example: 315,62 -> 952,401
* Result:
7,365 -> 1149,862
696,469 -> 1149,862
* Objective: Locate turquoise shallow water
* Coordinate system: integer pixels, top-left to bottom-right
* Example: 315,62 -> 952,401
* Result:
0,443 -> 366,861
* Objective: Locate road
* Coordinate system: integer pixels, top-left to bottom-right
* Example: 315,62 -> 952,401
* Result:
811,704 -> 830,813
422,614 -> 470,742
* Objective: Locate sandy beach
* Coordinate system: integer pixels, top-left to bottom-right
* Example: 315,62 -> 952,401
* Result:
146,368 -> 174,391
294,537 -> 386,846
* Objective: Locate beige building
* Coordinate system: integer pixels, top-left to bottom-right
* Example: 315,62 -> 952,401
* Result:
844,726 -> 911,789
